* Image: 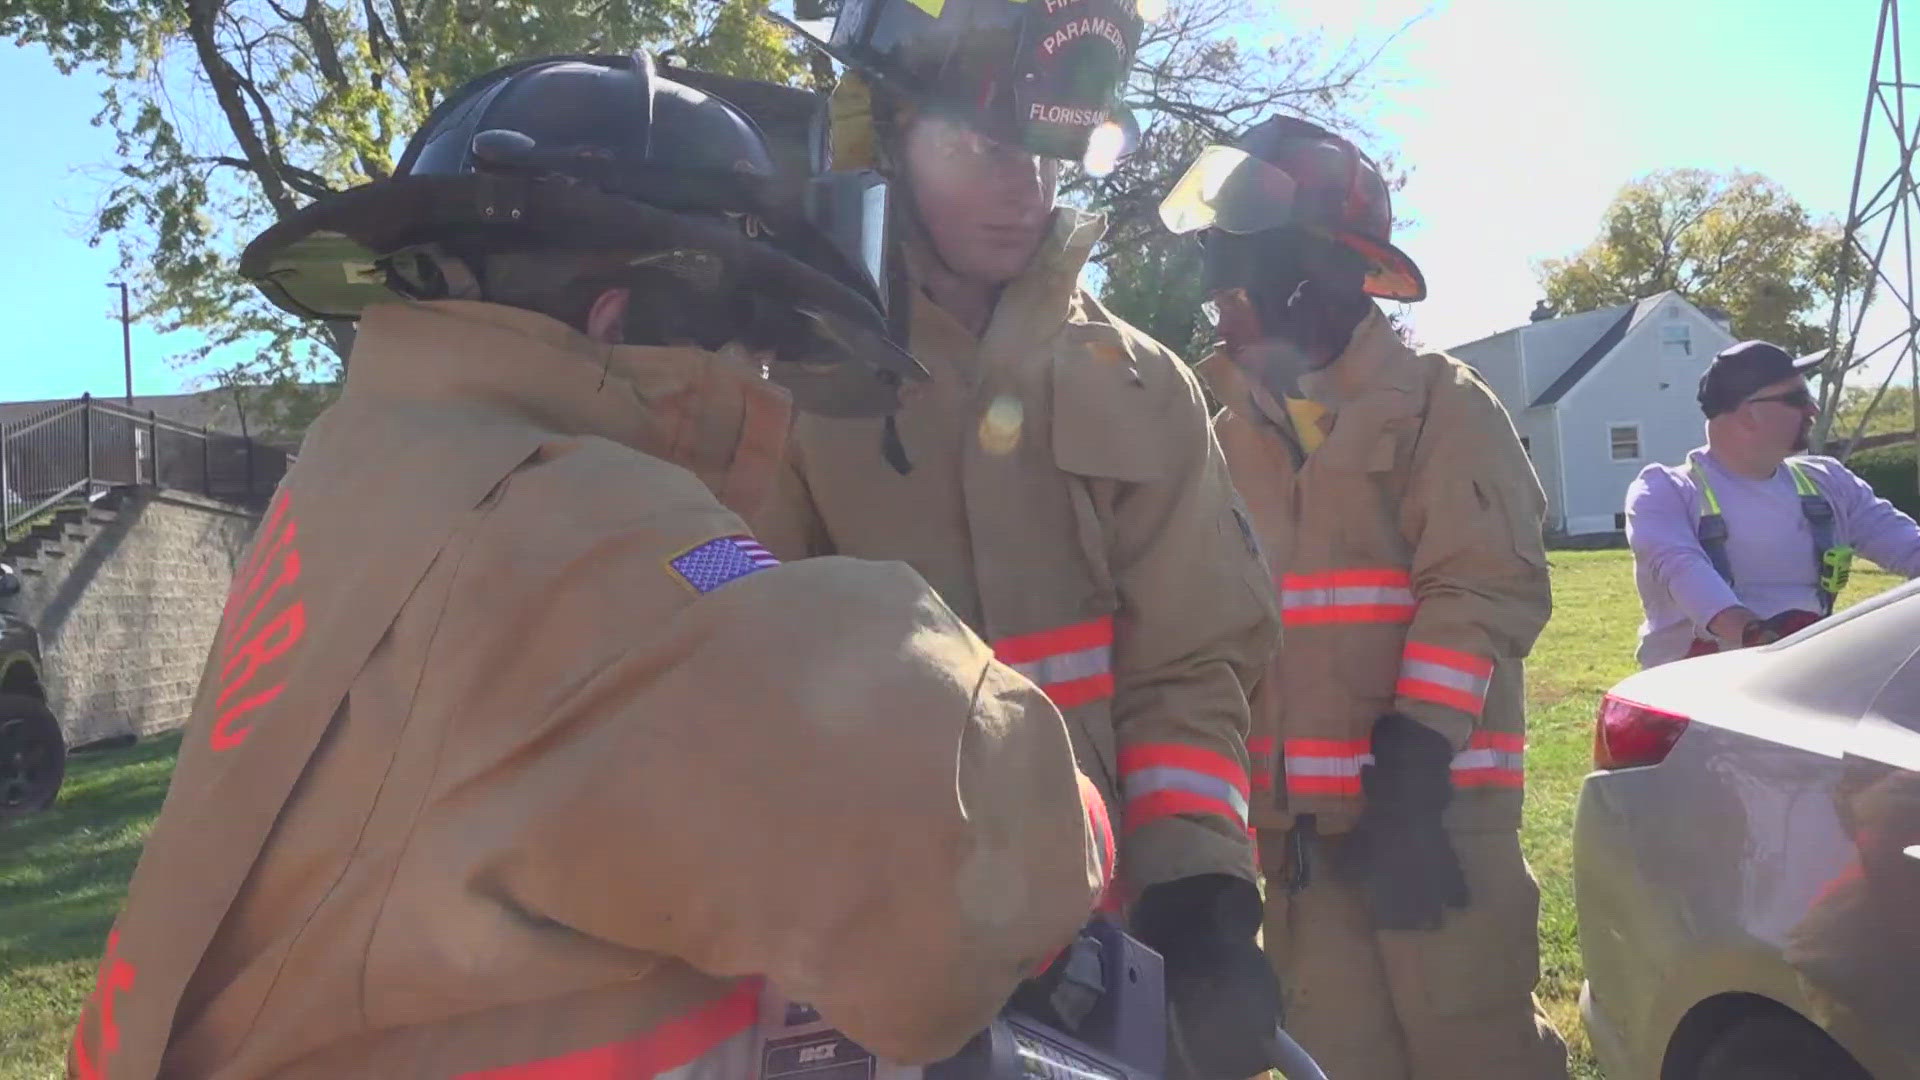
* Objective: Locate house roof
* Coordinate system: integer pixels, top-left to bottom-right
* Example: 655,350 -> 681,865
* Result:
1442,291 -> 1688,410
1528,292 -> 1684,407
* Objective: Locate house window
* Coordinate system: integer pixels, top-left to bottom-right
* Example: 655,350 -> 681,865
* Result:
1609,423 -> 1642,462
1661,323 -> 1691,358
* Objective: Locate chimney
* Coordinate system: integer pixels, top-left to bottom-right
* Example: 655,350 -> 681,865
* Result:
1529,299 -> 1557,323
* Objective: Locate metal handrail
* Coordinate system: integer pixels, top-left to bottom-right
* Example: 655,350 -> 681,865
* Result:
5,481 -> 92,536
4,392 -> 294,540
4,400 -> 86,441
83,396 -> 242,440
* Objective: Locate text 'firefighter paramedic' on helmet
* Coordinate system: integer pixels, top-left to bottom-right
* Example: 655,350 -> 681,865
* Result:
769,0 -> 1148,169
1158,115 -> 1427,302
238,52 -> 927,419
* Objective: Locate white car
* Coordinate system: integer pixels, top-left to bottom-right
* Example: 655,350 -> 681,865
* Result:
1574,579 -> 1920,1080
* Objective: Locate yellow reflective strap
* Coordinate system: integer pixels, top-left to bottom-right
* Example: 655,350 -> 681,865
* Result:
1787,459 -> 1819,496
1689,461 -> 1723,516
1284,397 -> 1327,452
905,0 -> 945,14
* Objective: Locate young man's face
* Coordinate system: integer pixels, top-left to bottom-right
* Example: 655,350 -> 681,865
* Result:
1201,228 -> 1363,394
902,115 -> 1059,287
1736,374 -> 1820,453
1203,286 -> 1315,395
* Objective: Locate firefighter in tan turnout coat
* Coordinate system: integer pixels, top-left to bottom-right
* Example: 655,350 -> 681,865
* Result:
67,55 -> 1115,1080
759,2 -> 1285,1077
1160,117 -> 1570,1080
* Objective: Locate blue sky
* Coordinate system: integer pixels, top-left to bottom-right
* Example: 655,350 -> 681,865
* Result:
0,0 -> 1908,404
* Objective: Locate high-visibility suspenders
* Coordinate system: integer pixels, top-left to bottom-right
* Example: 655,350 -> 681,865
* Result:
1688,457 -> 1854,616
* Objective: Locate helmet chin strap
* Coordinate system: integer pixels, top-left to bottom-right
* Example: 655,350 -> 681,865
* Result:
869,96 -> 995,477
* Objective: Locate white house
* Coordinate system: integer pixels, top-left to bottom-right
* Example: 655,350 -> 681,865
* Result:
1448,291 -> 1735,537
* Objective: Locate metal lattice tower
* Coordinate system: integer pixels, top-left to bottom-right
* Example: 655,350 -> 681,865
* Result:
1820,0 -> 1920,481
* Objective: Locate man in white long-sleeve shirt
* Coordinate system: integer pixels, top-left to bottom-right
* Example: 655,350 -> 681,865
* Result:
1626,340 -> 1920,668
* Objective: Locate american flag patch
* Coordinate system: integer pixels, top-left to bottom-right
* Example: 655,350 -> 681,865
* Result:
668,535 -> 780,595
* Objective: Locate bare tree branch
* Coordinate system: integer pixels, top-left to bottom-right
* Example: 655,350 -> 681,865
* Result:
186,0 -> 297,217
200,155 -> 336,199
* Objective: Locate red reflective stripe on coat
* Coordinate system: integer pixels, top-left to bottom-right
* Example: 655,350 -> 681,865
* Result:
1283,603 -> 1418,627
1247,736 -> 1277,792
993,616 -> 1114,664
1280,736 -> 1371,798
1044,672 -> 1116,709
1119,744 -> 1250,828
1395,678 -> 1487,716
1398,642 -> 1494,717
459,980 -> 759,1079
1118,744 -> 1249,792
1280,568 -> 1417,626
1451,730 -> 1525,788
992,618 -> 1115,709
1472,730 -> 1525,753
1284,736 -> 1371,757
1123,789 -> 1248,832
1281,731 -> 1523,795
1286,774 -> 1363,797
1402,641 -> 1494,677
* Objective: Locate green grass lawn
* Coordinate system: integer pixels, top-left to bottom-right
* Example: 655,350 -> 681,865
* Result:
0,551 -> 1904,1079
0,732 -> 181,1080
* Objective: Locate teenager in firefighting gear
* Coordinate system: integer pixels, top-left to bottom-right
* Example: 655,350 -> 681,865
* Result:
1159,115 -> 1570,1080
1626,339 -> 1920,668
759,3 -> 1285,1078
66,54 -> 1119,1080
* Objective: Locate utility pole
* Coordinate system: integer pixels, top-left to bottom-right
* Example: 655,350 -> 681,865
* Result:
107,281 -> 133,404
1817,0 -> 1920,500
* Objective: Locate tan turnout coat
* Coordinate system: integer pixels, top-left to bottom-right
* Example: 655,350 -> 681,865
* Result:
754,209 -> 1281,895
69,300 -> 1110,1080
1203,308 -> 1552,834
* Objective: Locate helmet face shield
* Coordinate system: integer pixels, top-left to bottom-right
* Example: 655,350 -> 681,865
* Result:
803,169 -> 893,317
1159,144 -> 1302,236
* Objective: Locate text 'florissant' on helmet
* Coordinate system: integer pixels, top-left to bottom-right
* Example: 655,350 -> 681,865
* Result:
238,52 -> 928,419
768,0 -> 1149,169
1158,115 -> 1427,303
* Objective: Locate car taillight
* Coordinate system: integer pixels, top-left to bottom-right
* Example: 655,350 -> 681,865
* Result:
1594,694 -> 1690,770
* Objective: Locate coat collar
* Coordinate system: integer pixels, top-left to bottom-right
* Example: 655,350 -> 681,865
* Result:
342,300 -> 792,513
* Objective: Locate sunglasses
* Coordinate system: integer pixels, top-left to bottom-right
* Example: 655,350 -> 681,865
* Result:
1745,388 -> 1816,410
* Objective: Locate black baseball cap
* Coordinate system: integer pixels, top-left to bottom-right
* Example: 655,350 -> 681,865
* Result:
1698,340 -> 1825,417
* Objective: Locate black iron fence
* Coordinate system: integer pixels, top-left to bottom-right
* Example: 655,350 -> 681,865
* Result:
3,394 -> 293,538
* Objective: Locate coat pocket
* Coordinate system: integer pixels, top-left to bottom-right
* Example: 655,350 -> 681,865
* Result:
1048,323 -> 1168,604
1051,322 -> 1167,484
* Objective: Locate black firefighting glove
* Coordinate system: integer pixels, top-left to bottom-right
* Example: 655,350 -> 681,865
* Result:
1340,712 -> 1471,931
1130,873 -> 1283,1080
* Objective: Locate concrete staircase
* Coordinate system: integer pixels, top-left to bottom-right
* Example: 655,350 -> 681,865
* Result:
3,488 -> 135,588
